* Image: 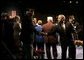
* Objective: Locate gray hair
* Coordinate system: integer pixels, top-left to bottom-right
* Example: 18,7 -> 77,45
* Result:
57,14 -> 65,22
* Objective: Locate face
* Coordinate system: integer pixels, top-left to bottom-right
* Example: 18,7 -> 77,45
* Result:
32,20 -> 36,26
69,16 -> 75,23
33,18 -> 37,23
58,15 -> 65,23
58,17 -> 61,22
69,19 -> 73,22
71,16 -> 75,20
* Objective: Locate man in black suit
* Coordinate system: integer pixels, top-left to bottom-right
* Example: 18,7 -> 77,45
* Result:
20,9 -> 43,59
48,14 -> 76,59
20,10 -> 34,59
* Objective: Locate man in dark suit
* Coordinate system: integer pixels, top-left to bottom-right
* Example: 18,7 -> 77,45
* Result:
20,10 -> 34,59
48,14 -> 76,59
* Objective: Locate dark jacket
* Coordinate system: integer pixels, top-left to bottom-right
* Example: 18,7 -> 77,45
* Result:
48,22 -> 75,42
21,14 -> 34,44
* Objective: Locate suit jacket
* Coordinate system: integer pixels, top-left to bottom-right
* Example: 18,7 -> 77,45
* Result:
42,22 -> 58,44
48,22 -> 75,43
21,15 -> 34,44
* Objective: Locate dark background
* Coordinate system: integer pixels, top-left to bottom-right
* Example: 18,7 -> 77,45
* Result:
1,0 -> 83,23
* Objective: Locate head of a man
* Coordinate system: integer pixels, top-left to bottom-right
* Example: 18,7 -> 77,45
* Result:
69,15 -> 75,23
47,16 -> 53,23
57,14 -> 65,23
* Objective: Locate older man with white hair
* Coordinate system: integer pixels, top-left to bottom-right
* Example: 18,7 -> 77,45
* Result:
42,16 -> 58,59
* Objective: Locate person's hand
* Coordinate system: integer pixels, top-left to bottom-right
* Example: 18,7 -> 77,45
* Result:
45,33 -> 48,35
42,32 -> 48,35
40,32 -> 47,35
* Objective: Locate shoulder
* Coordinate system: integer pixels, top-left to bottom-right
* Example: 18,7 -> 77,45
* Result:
42,23 -> 47,27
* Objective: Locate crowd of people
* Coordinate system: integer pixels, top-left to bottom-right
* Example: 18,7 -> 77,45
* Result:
0,10 -> 83,59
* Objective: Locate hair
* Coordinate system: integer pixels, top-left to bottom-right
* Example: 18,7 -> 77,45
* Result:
37,20 -> 42,25
15,15 -> 20,22
57,14 -> 65,22
69,15 -> 75,20
47,16 -> 53,22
